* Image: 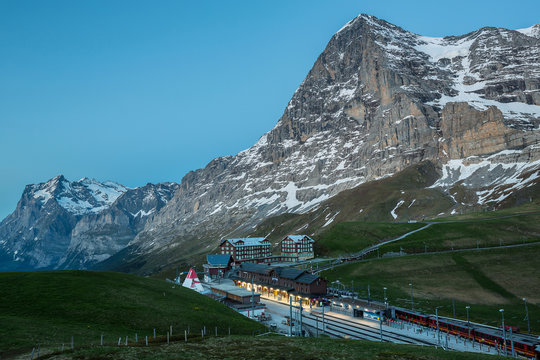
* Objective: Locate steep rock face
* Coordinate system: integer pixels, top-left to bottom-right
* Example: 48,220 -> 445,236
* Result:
439,103 -> 537,159
58,182 -> 178,269
0,176 -> 178,270
117,15 -> 540,273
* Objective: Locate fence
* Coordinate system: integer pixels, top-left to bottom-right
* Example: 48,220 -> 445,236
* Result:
21,323 -> 269,360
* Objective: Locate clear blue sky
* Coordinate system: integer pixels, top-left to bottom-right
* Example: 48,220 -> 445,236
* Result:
1,0 -> 539,219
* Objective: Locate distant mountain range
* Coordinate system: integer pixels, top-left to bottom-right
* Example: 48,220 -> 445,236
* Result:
0,175 -> 178,271
1,15 -> 539,273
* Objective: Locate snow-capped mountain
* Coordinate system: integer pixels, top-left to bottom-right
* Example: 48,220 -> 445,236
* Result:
0,176 -> 178,271
97,15 -> 540,274
2,15 -> 539,274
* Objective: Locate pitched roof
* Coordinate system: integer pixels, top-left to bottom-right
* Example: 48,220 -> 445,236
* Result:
206,254 -> 231,266
222,237 -> 269,247
239,263 -> 272,275
296,273 -> 320,284
286,235 -> 314,243
276,267 -> 304,280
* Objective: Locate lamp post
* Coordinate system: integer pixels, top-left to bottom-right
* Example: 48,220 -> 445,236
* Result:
465,306 -> 471,340
435,306 -> 441,346
523,298 -> 530,334
500,309 -> 507,355
383,287 -> 388,309
409,283 -> 414,311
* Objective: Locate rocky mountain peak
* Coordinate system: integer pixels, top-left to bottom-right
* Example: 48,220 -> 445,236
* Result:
114,14 -> 540,275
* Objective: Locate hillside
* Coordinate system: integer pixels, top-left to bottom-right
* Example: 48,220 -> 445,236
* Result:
323,244 -> 540,333
43,336 -> 500,360
0,271 -> 263,357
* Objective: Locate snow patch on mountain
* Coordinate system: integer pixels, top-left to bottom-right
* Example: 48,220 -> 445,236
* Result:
516,24 -> 540,39
415,36 -> 474,62
432,147 -> 540,205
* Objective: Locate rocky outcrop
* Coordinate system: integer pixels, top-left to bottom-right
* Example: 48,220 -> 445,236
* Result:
439,103 -> 537,159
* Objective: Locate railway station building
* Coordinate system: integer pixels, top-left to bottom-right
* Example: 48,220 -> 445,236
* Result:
233,263 -> 327,306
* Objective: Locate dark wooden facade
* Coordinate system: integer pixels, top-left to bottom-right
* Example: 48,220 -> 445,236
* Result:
236,263 -> 327,297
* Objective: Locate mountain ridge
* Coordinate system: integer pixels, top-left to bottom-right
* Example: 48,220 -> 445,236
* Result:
98,14 -> 540,274
2,14 -> 540,274
0,176 -> 178,271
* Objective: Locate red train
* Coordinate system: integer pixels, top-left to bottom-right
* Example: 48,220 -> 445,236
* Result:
394,308 -> 539,358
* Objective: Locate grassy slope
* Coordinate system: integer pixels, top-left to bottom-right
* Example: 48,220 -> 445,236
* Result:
0,271 -> 264,355
248,161 -> 453,248
45,336 -> 501,360
323,244 -> 540,332
375,213 -> 540,255
315,221 -> 424,256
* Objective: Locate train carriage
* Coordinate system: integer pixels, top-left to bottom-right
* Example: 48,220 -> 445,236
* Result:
473,326 -> 538,358
393,307 -> 539,358
428,317 -> 472,339
394,308 -> 429,326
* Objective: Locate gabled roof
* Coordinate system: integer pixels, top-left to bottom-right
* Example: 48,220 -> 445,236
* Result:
206,254 -> 231,266
239,263 -> 272,275
276,267 -> 304,280
296,273 -> 320,284
285,235 -> 314,243
221,237 -> 269,247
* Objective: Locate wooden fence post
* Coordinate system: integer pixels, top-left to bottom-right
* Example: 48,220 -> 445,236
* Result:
167,331 -> 169,344
135,333 -> 138,343
146,336 -> 148,346
117,337 -> 121,346
125,336 -> 128,346
101,334 -> 103,346
170,325 -> 173,337
185,330 -> 187,342
215,326 -> 217,336
153,328 -> 156,339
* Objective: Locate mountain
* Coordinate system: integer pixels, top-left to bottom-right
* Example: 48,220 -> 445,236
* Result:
0,176 -> 178,271
99,15 -> 540,274
2,15 -> 539,274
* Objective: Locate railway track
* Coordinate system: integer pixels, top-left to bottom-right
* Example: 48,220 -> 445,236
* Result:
303,312 -> 434,346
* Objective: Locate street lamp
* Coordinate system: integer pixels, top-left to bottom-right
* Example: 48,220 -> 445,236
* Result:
465,306 -> 471,340
383,287 -> 388,309
523,298 -> 530,334
500,309 -> 507,355
435,306 -> 442,345
409,283 -> 414,311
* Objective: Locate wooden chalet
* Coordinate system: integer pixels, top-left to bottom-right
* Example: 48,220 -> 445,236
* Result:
203,254 -> 233,280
